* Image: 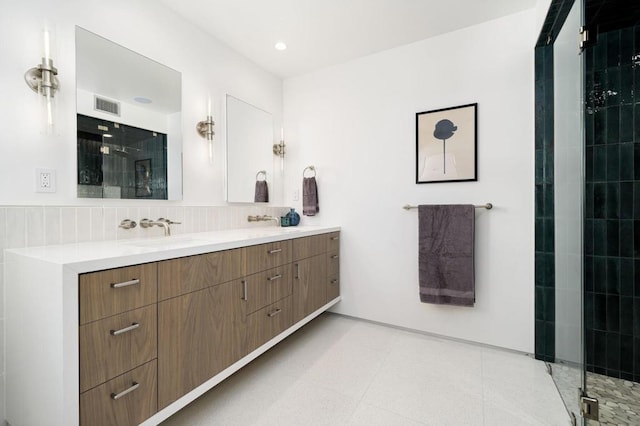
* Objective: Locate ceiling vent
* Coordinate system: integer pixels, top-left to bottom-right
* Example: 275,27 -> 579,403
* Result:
94,96 -> 120,116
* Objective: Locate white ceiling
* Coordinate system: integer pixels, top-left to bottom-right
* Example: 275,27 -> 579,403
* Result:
159,0 -> 537,78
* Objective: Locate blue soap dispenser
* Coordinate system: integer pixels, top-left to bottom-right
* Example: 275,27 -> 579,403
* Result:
287,208 -> 300,226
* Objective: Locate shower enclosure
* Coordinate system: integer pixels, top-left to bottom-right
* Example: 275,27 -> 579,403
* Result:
535,0 -> 640,424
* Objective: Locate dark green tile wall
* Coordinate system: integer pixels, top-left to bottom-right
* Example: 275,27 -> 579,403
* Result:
534,44 -> 556,363
584,25 -> 640,382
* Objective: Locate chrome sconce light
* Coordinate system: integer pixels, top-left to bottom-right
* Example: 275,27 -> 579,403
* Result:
24,29 -> 59,130
273,127 -> 286,171
197,97 -> 216,159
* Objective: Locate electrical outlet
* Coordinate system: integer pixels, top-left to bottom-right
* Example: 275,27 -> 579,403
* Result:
35,168 -> 56,193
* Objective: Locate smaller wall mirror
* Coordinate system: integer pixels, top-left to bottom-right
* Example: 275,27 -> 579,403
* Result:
226,95 -> 273,203
75,27 -> 182,199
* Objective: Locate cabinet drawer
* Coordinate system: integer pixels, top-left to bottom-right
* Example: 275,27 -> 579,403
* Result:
80,305 -> 157,393
292,234 -> 327,261
80,263 -> 157,324
80,359 -> 157,426
158,248 -> 244,300
246,296 -> 293,353
327,231 -> 340,253
245,240 -> 292,275
243,265 -> 292,315
327,276 -> 340,302
327,251 -> 340,279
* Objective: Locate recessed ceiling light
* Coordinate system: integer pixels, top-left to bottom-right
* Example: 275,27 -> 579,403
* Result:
274,42 -> 287,51
134,96 -> 152,104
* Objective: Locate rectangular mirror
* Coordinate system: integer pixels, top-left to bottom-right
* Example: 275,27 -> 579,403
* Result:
226,95 -> 273,203
75,27 -> 182,199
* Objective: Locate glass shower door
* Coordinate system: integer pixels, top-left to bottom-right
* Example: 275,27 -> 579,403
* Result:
552,0 -> 585,423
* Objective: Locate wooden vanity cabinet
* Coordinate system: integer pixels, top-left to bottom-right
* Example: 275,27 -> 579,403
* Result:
158,279 -> 246,409
75,231 -> 339,426
78,264 -> 159,426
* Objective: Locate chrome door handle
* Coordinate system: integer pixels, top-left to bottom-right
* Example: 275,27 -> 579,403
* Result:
111,382 -> 139,400
267,274 -> 282,281
268,248 -> 282,254
331,255 -> 339,259
242,280 -> 248,301
110,278 -> 140,289
110,323 -> 140,336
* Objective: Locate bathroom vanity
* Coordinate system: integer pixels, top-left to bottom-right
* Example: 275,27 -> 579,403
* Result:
5,226 -> 340,426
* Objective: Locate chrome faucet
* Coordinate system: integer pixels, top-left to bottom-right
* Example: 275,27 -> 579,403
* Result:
140,218 -> 182,236
247,215 -> 280,226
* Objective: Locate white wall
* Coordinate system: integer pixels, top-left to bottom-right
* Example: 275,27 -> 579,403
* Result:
283,9 -> 538,352
0,0 -> 284,206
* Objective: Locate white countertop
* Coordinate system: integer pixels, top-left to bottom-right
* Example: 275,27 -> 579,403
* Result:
5,225 -> 340,273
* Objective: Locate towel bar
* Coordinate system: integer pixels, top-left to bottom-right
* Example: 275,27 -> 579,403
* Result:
402,203 -> 493,210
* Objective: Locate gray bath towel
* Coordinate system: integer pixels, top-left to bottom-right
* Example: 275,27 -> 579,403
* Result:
254,180 -> 269,203
303,177 -> 319,216
418,204 -> 475,307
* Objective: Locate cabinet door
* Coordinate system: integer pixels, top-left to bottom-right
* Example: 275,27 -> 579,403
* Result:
80,304 -> 157,393
245,240 -> 292,275
292,255 -> 327,323
79,263 -> 157,324
80,360 -> 157,426
326,251 -> 340,302
157,280 -> 246,408
246,296 -> 293,354
292,235 -> 326,261
243,265 -> 292,315
157,248 -> 244,300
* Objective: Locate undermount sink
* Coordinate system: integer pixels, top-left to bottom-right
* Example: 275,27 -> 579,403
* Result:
123,236 -> 208,248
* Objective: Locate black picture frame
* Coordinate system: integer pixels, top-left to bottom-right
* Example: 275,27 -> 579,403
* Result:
416,103 -> 477,183
135,159 -> 152,197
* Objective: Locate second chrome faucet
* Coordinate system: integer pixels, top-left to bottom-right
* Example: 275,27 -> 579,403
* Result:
140,218 -> 182,236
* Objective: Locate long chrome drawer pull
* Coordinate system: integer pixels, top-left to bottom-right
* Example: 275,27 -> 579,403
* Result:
331,255 -> 339,259
267,274 -> 282,281
331,236 -> 340,240
331,279 -> 338,284
295,263 -> 299,279
110,279 -> 140,289
110,323 -> 140,336
242,280 -> 248,301
268,248 -> 282,254
267,308 -> 282,317
111,382 -> 140,400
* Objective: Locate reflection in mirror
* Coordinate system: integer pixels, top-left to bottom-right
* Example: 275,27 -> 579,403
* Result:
75,27 -> 182,200
226,95 -> 273,203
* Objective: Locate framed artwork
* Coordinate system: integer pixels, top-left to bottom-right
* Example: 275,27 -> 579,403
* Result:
416,103 -> 477,183
135,159 -> 152,197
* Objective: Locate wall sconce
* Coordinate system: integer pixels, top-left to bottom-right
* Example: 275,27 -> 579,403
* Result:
24,29 -> 59,130
197,97 -> 215,160
273,127 -> 286,171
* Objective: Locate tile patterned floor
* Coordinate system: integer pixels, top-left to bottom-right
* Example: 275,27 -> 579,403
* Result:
549,363 -> 640,425
161,313 -> 569,425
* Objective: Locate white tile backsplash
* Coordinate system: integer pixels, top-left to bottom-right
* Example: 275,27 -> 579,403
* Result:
25,207 -> 45,248
76,208 -> 92,243
5,208 -> 25,250
60,208 -> 77,245
44,207 -> 61,246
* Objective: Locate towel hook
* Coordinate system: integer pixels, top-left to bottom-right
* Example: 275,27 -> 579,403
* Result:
255,170 -> 267,181
303,165 -> 316,178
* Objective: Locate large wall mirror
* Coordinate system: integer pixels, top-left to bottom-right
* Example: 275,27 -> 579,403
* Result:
75,27 -> 182,200
226,95 -> 273,203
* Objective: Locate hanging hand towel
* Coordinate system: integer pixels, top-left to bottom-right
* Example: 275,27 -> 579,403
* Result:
254,180 -> 269,203
303,177 -> 319,216
418,204 -> 475,307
